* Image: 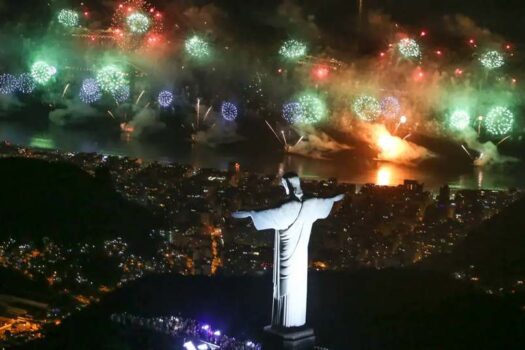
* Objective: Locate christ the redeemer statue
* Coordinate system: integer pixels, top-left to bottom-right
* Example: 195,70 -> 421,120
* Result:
233,172 -> 343,330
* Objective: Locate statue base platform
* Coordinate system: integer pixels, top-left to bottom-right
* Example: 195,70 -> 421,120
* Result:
263,325 -> 316,350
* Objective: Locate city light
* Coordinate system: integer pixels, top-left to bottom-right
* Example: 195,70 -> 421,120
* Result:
183,341 -> 197,350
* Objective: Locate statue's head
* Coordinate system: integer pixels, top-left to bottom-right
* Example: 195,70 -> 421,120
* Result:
281,172 -> 303,200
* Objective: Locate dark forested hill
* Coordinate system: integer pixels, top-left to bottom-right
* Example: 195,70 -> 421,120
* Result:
0,157 -> 157,246
16,270 -> 525,350
422,195 -> 525,285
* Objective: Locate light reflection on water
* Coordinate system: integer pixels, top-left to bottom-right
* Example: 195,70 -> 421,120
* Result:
369,164 -> 490,190
376,165 -> 392,186
0,120 -> 523,191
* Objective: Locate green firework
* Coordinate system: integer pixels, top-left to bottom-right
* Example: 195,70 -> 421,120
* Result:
279,40 -> 307,60
296,92 -> 327,124
96,65 -> 128,94
126,12 -> 150,34
398,38 -> 421,58
449,110 -> 471,131
58,9 -> 80,27
353,95 -> 381,121
185,35 -> 211,59
31,61 -> 57,85
479,50 -> 504,70
485,106 -> 513,135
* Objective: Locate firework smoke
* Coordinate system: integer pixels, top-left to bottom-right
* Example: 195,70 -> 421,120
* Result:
286,128 -> 352,160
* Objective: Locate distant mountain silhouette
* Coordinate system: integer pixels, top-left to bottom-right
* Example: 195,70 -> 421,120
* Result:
422,195 -> 525,283
16,270 -> 525,350
0,157 -> 157,246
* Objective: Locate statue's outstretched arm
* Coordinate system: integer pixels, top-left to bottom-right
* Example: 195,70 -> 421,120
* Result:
232,210 -> 252,219
331,194 -> 345,202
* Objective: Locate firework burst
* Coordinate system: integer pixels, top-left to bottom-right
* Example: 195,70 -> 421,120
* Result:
112,0 -> 163,50
17,73 -> 36,94
279,40 -> 307,60
0,74 -> 19,95
398,38 -> 421,59
449,110 -> 471,131
485,106 -> 513,135
479,50 -> 504,70
126,12 -> 150,34
112,84 -> 130,103
79,78 -> 102,104
57,9 -> 80,28
158,90 -> 174,107
296,92 -> 326,124
353,95 -> 381,122
282,102 -> 303,124
96,65 -> 128,94
221,101 -> 238,121
185,35 -> 211,60
380,96 -> 400,119
30,61 -> 57,85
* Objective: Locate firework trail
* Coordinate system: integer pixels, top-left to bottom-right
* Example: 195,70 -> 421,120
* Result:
281,130 -> 288,146
203,106 -> 213,122
461,145 -> 473,160
265,120 -> 283,145
135,90 -> 145,105
196,98 -> 201,128
497,135 -> 511,145
62,83 -> 70,98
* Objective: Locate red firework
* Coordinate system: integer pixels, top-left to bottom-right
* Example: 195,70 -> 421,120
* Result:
111,0 -> 164,51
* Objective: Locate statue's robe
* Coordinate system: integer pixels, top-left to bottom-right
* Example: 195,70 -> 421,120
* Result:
250,197 -> 336,327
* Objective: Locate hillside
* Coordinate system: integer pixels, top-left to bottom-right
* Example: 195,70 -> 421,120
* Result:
422,195 -> 525,285
0,157 -> 157,246
0,268 -> 54,303
16,270 -> 525,350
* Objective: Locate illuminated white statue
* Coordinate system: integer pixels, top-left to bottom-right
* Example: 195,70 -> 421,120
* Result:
233,173 -> 344,328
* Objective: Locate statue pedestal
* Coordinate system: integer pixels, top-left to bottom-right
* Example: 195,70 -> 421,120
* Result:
263,325 -> 316,350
